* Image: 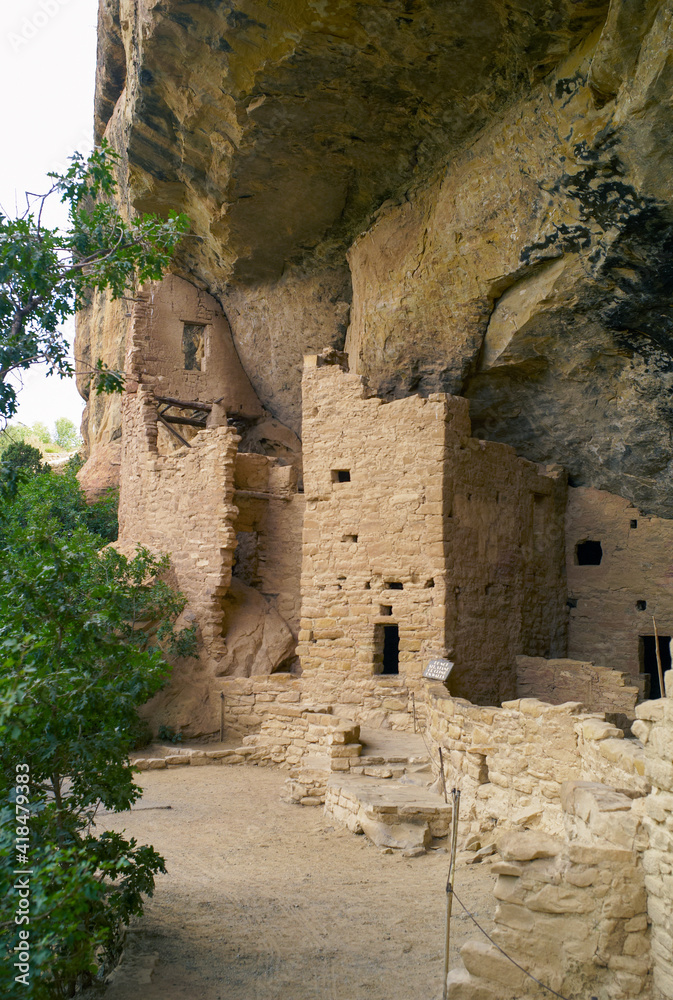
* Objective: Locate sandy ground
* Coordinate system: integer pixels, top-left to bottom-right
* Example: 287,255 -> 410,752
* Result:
96,765 -> 497,1000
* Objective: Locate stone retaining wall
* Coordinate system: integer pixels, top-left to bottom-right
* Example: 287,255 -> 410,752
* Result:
636,678 -> 673,1000
449,784 -> 650,1000
425,685 -> 648,837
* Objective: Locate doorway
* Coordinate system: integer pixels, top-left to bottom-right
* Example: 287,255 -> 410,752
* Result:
639,635 -> 671,699
374,624 -> 399,675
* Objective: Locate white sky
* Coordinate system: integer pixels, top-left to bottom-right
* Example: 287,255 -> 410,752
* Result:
0,0 -> 99,435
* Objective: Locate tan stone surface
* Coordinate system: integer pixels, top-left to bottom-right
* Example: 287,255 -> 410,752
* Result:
297,354 -> 567,709
566,485 -> 673,689
516,654 -> 639,718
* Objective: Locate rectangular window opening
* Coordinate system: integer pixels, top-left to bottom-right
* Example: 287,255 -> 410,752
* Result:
380,605 -> 392,616
182,322 -> 206,371
331,469 -> 351,483
385,581 -> 404,590
639,635 -> 671,699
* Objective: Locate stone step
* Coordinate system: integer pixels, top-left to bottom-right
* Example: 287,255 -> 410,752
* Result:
325,773 -> 452,851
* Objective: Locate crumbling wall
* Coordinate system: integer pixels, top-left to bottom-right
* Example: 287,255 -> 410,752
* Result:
233,451 -> 305,637
448,787 -> 650,1000
425,686 -> 648,839
124,273 -> 264,419
634,678 -> 673,1000
297,353 -> 567,713
517,655 -> 639,720
118,386 -> 239,661
566,486 -> 673,694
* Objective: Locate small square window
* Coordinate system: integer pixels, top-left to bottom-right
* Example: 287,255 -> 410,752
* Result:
380,605 -> 392,616
636,600 -> 647,611
630,519 -> 638,529
575,540 -> 602,565
331,469 -> 351,483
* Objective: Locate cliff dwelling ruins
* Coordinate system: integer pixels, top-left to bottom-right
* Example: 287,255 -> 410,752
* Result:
79,1 -> 673,997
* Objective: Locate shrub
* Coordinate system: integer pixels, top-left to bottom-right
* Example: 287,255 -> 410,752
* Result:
0,518 -> 195,996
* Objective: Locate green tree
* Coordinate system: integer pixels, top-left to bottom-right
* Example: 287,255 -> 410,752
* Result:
29,422 -> 51,445
0,142 -> 189,419
53,417 -> 80,451
0,442 -> 45,501
0,459 -> 195,997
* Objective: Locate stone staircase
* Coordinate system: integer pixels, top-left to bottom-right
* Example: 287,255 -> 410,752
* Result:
323,728 -> 452,852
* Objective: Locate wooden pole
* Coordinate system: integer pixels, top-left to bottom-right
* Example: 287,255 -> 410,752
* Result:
442,788 -> 461,1000
220,691 -> 225,742
157,412 -> 191,448
412,691 -> 417,733
438,747 -> 448,804
652,616 -> 666,698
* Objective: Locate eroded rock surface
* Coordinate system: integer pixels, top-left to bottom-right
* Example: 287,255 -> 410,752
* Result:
78,0 -> 673,515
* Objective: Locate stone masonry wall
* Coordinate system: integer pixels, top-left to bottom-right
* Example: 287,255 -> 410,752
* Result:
125,274 -> 264,420
297,352 -> 567,711
118,385 -> 240,661
424,685 -> 648,839
566,486 -> 673,693
516,655 -> 639,721
633,676 -> 673,1000
448,788 -> 650,1000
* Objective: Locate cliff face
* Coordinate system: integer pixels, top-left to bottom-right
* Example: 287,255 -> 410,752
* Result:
78,0 -> 673,515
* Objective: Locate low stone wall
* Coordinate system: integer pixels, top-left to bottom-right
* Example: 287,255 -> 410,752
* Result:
635,681 -> 673,1000
300,672 -> 420,731
449,783 -> 650,1000
425,686 -> 648,837
214,674 -> 304,736
516,655 -> 639,722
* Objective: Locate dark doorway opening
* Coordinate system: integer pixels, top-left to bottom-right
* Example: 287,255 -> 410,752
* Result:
373,623 -> 399,674
640,635 -> 671,699
576,540 -> 603,565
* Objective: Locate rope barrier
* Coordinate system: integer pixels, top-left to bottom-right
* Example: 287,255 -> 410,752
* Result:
450,886 -> 577,1000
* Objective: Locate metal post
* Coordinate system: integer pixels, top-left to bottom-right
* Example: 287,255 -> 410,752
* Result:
442,788 -> 461,1000
653,616 -> 666,698
220,691 -> 225,742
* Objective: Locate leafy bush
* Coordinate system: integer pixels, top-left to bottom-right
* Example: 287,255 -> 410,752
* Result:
157,724 -> 183,744
0,532 -> 196,997
0,460 -> 195,996
0,454 -> 118,544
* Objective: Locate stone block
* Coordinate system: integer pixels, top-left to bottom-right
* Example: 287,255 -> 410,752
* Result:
445,969 -> 501,1000
496,830 -> 562,861
460,941 -> 526,989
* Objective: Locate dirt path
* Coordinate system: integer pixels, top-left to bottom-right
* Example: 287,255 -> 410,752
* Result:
97,765 -> 496,1000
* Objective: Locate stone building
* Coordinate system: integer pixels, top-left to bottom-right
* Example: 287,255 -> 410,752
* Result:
297,351 -> 567,709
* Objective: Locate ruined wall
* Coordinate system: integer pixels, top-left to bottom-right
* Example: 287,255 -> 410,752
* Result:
118,385 -> 239,662
567,486 -> 673,695
297,354 -> 567,711
124,273 -> 263,419
449,792 -> 650,1000
516,655 -> 639,721
425,686 -> 648,839
633,678 -> 673,1000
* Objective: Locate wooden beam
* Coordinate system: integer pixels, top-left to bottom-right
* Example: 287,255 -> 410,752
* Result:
157,413 -> 191,448
154,394 -> 212,412
160,413 -> 207,428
